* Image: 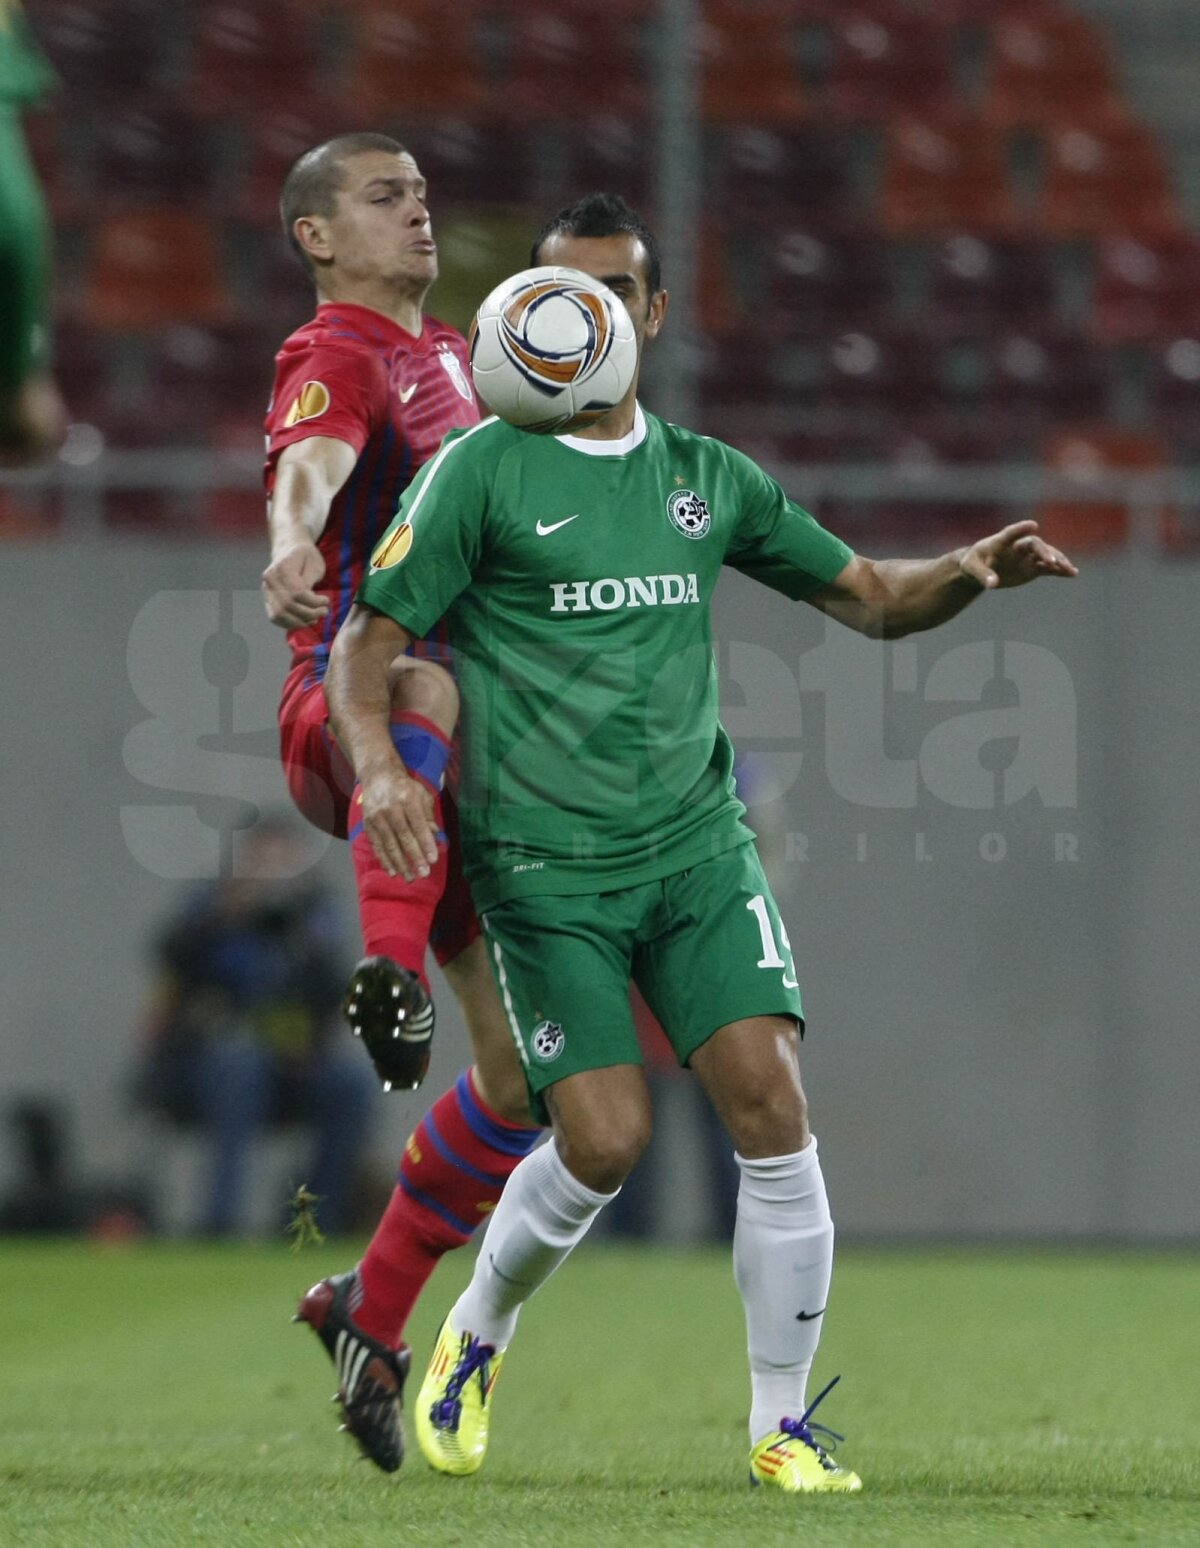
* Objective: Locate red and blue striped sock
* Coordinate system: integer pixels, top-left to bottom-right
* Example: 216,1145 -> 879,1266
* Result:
355,1068 -> 542,1347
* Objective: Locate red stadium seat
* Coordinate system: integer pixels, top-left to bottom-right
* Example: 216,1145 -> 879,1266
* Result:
715,124 -> 868,230
558,118 -> 653,210
1090,236 -> 1200,346
410,119 -> 542,208
496,1 -> 651,121
342,2 -> 489,119
1036,119 -> 1184,241
924,234 -> 1059,338
1037,428 -> 1170,551
1149,337 -> 1200,456
699,5 -> 808,126
235,110 -> 345,229
185,2 -> 323,115
29,0 -> 168,106
766,230 -> 897,337
983,329 -> 1111,435
880,113 -> 1020,237
90,107 -> 224,213
824,7 -> 958,123
982,10 -> 1121,130
84,210 -> 230,331
139,322 -> 279,441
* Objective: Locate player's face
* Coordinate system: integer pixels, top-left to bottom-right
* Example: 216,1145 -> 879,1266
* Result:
324,151 -> 437,290
536,232 -> 668,362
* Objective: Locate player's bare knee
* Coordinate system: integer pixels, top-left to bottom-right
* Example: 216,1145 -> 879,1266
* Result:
555,1108 -> 650,1194
388,656 -> 459,738
728,1078 -> 809,1159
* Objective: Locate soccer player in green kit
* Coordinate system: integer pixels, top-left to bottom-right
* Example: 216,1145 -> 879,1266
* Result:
325,194 -> 1078,1495
0,1 -> 66,461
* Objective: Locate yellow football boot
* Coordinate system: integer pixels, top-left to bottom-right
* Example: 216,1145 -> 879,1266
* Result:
414,1318 -> 505,1476
748,1376 -> 862,1494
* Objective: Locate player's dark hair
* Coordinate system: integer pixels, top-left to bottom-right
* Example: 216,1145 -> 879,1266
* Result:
530,192 -> 663,299
280,133 -> 409,271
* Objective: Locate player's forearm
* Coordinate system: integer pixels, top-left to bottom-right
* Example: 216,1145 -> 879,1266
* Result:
324,609 -> 411,779
267,462 -> 328,557
870,551 -> 985,638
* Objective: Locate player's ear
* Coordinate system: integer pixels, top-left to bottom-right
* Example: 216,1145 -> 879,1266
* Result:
294,215 -> 332,265
644,288 -> 668,340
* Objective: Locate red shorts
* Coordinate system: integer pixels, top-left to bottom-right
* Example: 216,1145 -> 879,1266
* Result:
279,661 -> 480,968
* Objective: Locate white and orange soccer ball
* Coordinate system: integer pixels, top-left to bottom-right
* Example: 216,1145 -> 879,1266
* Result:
469,266 -> 638,434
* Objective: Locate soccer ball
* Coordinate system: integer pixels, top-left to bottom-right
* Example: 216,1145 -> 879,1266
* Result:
469,265 -> 638,434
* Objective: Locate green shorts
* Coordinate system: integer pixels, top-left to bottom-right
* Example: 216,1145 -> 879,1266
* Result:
480,841 -> 803,1123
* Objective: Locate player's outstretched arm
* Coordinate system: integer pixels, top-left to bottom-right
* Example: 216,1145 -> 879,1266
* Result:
262,436 -> 357,628
807,520 -> 1078,639
325,603 -> 441,882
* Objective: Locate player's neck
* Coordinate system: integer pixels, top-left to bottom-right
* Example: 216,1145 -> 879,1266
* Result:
316,282 -> 427,339
573,389 -> 638,441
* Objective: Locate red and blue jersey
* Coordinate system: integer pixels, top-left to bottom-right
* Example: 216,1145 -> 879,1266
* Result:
264,301 -> 480,680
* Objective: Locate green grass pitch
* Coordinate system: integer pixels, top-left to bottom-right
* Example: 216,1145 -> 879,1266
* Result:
1,1239 -> 1196,1547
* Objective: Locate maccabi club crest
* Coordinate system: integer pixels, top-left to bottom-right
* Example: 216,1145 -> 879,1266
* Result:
667,488 -> 711,539
531,1020 -> 565,1062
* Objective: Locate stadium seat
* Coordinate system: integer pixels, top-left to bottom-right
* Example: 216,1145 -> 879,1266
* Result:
84,210 -> 230,331
698,5 -> 808,125
185,2 -> 323,115
235,110 -> 345,228
138,322 -> 279,442
558,117 -> 652,211
879,113 -> 1020,237
983,329 -> 1111,435
342,2 -> 489,119
1036,428 -> 1170,551
766,230 -> 897,337
982,10 -> 1121,130
924,234 -> 1059,338
29,0 -> 168,106
883,112 -> 1022,236
714,124 -> 869,230
1035,119 -> 1183,241
1149,337 -> 1200,456
409,118 -> 542,209
820,327 -> 942,425
90,107 -> 224,213
824,7 -> 958,123
1090,237 -> 1200,346
495,1 -> 651,121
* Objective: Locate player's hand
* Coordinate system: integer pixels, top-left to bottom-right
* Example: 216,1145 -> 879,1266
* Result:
358,763 -> 441,881
262,540 -> 330,628
959,521 -> 1079,590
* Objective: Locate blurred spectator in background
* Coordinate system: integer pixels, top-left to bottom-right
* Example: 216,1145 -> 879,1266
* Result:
133,818 -> 376,1237
0,1 -> 67,461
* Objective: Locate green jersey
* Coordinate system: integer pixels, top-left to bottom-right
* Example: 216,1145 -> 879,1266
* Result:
358,407 -> 852,912
0,3 -> 56,105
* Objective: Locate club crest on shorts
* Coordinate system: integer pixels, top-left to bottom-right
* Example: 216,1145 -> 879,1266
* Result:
531,1020 -> 565,1062
666,488 -> 711,539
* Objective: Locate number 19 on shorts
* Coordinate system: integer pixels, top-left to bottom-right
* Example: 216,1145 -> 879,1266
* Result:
747,894 -> 799,989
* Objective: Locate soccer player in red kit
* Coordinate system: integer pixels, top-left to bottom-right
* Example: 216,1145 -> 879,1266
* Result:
260,133 -> 541,1473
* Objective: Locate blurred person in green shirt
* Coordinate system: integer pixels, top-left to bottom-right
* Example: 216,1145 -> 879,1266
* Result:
0,1 -> 67,461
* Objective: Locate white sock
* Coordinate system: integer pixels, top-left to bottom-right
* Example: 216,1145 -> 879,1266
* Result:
734,1138 -> 835,1447
450,1139 -> 616,1350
